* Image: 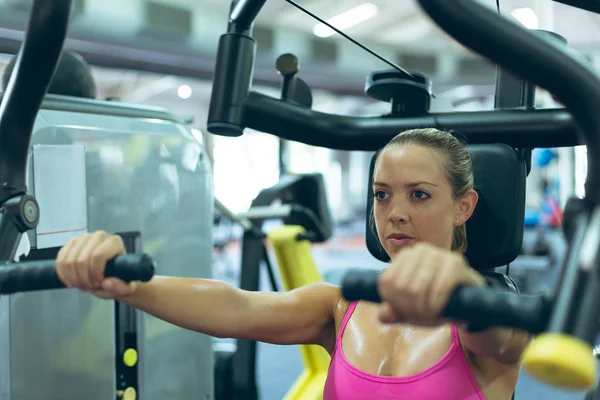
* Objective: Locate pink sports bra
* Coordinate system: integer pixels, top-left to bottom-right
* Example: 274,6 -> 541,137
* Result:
322,301 -> 486,400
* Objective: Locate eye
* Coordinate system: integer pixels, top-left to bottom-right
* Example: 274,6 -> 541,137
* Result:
411,190 -> 430,200
374,190 -> 390,201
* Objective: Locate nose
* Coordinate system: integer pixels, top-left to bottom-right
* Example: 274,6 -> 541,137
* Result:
388,201 -> 409,224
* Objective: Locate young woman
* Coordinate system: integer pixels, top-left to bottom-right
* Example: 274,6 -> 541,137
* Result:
56,128 -> 530,399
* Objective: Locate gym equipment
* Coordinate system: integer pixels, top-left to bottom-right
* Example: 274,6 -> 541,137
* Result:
267,226 -> 330,400
212,197 -> 279,400
263,178 -> 334,400
0,253 -> 154,294
365,69 -> 433,117
1,49 -> 97,99
23,99 -> 214,400
208,3 -> 583,149
0,2 -> 214,400
553,0 -> 600,14
213,172 -> 333,400
208,0 -> 600,395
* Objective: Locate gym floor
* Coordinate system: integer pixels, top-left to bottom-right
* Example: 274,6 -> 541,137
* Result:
213,222 -> 596,400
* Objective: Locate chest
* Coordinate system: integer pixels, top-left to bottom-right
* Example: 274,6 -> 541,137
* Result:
338,307 -> 454,377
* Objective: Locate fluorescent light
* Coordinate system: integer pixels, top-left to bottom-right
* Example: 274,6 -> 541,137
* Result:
313,3 -> 378,38
177,84 -> 192,99
511,7 -> 539,29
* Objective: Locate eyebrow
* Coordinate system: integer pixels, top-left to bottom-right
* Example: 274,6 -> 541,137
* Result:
373,181 -> 438,188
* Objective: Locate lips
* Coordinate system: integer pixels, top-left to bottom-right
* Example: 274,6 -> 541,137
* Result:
386,233 -> 413,247
387,233 -> 412,240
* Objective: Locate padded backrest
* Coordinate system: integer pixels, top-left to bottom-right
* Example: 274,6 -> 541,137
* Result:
365,144 -> 527,270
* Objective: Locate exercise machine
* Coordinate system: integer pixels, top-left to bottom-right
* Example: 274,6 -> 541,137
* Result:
207,0 -> 600,396
213,172 -> 333,400
0,1 -> 215,399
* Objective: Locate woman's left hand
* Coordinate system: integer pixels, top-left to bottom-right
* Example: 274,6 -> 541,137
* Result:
377,242 -> 486,326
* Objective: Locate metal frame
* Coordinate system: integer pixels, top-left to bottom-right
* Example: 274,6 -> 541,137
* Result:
209,0 -> 600,395
0,0 -> 71,261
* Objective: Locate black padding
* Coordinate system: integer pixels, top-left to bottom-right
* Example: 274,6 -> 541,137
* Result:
253,173 -> 333,243
2,49 -> 97,99
365,144 -> 526,270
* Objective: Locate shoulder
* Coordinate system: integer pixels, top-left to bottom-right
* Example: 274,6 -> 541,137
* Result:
293,282 -> 344,315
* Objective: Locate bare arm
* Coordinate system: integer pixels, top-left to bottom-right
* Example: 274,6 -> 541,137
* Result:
56,232 -> 341,350
120,277 -> 341,347
459,327 -> 532,365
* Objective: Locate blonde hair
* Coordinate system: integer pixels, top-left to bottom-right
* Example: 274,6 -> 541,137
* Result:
372,128 -> 474,253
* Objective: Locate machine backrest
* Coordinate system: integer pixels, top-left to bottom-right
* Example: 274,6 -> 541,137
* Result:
365,143 -> 527,270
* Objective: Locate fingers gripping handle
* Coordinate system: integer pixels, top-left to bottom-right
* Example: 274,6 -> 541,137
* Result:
0,254 -> 156,294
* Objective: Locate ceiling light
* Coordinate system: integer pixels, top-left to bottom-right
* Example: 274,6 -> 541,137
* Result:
511,7 -> 539,29
178,85 -> 192,99
313,3 -> 378,38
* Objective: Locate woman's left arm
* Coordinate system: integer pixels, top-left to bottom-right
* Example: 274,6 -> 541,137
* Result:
457,273 -> 533,365
459,270 -> 532,365
459,325 -> 532,365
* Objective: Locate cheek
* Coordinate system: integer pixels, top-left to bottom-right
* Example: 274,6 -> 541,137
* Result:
373,206 -> 385,238
412,204 -> 455,237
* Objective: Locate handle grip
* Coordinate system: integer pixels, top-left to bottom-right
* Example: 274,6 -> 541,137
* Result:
341,270 -> 550,334
0,253 -> 155,294
341,269 -> 382,303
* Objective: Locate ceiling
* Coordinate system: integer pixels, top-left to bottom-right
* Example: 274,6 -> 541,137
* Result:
178,0 -> 600,51
0,0 -> 592,131
85,0 -> 589,125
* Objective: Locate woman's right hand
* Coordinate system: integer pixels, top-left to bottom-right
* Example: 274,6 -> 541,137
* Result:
56,230 -> 137,299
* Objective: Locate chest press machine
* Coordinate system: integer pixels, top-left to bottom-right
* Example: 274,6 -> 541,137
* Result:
208,0 -> 600,398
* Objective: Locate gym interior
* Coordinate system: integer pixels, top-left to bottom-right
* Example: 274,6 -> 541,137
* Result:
0,0 -> 599,399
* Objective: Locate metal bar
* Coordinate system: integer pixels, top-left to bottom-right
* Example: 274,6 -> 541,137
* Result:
553,0 -> 600,14
242,91 -> 579,151
0,0 -> 71,195
237,205 -> 293,221
417,0 -> 600,202
215,198 -> 254,231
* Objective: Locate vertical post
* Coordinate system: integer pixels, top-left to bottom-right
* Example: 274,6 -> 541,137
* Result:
279,139 -> 289,177
114,231 -> 142,400
231,230 -> 263,400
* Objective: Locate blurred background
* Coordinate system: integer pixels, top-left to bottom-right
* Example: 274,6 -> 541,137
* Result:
1,0 -> 595,398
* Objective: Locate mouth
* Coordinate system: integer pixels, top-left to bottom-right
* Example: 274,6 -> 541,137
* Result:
386,233 -> 414,247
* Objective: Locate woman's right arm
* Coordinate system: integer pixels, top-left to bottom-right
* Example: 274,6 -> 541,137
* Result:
56,231 -> 341,350
121,277 -> 340,347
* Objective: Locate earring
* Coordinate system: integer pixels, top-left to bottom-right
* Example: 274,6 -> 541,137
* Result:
455,220 -> 460,225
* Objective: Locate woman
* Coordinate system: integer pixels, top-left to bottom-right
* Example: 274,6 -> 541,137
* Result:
56,128 -> 530,399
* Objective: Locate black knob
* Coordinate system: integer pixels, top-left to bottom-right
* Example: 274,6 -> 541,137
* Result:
276,53 -> 299,77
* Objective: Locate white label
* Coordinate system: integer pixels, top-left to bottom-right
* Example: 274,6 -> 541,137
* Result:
33,145 -> 88,248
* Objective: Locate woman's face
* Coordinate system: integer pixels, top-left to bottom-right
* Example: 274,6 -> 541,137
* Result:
373,145 -> 477,258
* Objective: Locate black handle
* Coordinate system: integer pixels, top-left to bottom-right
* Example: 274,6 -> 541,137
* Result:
341,269 -> 382,303
341,270 -> 551,334
0,253 -> 155,295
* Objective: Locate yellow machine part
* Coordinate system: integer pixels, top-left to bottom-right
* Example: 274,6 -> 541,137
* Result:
522,333 -> 597,391
267,226 -> 331,400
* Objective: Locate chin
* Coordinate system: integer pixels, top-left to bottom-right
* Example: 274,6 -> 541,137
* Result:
383,240 -> 417,258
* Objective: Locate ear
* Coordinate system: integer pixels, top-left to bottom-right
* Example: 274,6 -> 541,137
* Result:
455,189 -> 478,226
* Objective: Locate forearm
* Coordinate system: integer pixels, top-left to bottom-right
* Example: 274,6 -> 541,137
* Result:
118,275 -> 247,338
